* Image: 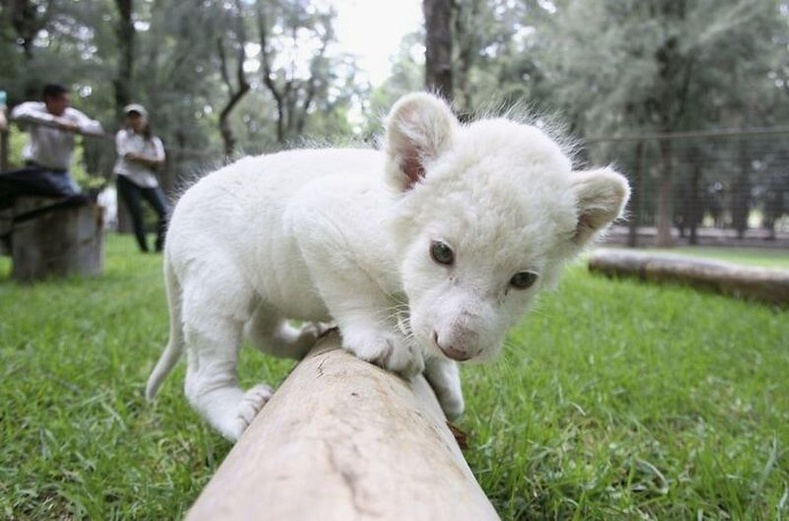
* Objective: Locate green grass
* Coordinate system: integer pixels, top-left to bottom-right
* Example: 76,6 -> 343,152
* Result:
1,238 -> 787,520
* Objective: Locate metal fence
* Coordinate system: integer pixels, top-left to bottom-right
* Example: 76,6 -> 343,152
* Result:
91,137 -> 222,230
582,128 -> 789,249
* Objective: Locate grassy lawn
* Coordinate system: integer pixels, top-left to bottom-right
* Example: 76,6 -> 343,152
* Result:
1,237 -> 787,519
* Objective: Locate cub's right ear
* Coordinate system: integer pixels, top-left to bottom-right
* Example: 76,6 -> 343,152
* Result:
384,92 -> 458,192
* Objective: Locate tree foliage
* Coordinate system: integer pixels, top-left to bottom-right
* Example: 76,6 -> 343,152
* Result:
2,0 -> 788,202
0,0 -> 362,176
412,0 -> 788,245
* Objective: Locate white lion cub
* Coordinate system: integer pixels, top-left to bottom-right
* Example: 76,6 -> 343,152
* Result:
145,92 -> 630,441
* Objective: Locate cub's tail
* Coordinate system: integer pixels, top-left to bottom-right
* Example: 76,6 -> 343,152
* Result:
145,259 -> 184,401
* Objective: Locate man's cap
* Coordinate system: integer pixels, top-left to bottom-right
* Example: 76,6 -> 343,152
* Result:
123,103 -> 148,118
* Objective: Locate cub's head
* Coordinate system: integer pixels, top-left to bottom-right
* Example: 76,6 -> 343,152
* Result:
383,93 -> 630,363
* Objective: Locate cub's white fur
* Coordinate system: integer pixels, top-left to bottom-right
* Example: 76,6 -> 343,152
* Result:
145,93 -> 630,441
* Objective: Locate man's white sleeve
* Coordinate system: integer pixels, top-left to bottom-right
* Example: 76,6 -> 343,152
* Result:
68,107 -> 103,135
9,102 -> 55,126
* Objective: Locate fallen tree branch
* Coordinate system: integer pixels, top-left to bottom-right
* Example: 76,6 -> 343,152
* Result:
588,248 -> 789,306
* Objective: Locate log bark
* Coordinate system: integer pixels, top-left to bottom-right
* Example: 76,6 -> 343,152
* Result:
186,333 -> 500,521
588,248 -> 789,306
11,197 -> 104,282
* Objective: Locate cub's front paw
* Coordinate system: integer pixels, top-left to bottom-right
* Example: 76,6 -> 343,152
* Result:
424,357 -> 464,421
436,387 -> 464,421
342,329 -> 424,378
233,383 -> 274,439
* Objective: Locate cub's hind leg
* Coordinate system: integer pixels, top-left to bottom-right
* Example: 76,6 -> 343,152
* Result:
244,305 -> 326,360
180,276 -> 272,441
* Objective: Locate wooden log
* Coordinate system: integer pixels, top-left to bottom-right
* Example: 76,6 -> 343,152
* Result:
11,197 -> 104,282
588,248 -> 789,306
186,332 -> 500,521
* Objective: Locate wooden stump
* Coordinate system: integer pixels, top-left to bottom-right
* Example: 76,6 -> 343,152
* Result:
11,197 -> 105,282
186,333 -> 500,521
588,248 -> 789,306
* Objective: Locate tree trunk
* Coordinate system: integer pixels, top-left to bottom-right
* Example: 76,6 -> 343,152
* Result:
453,0 -> 480,113
114,0 -> 135,112
217,0 -> 250,158
186,333 -> 500,521
256,1 -> 330,144
217,44 -> 250,158
423,0 -> 454,101
731,137 -> 750,239
11,0 -> 46,63
112,0 -> 135,235
655,139 -> 674,247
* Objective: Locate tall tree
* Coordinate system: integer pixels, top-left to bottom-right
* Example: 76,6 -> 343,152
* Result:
216,0 -> 251,158
255,0 -> 337,144
2,0 -> 53,96
136,1 -> 226,155
423,0 -> 454,100
542,0 -> 774,246
452,0 -> 481,113
432,0 -> 555,114
114,0 -> 134,113
7,0 -> 50,62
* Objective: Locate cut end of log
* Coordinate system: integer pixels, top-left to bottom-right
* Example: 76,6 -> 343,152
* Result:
10,197 -> 104,282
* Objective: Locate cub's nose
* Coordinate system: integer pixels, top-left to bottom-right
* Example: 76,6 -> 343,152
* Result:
432,331 -> 473,361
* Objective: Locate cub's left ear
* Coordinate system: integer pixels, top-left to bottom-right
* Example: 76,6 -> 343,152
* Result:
571,167 -> 631,245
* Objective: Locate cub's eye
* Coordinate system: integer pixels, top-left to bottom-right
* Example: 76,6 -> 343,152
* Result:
430,240 -> 454,266
509,271 -> 539,290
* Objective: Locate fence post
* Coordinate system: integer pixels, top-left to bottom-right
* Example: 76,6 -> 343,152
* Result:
627,140 -> 644,248
185,331 -> 500,521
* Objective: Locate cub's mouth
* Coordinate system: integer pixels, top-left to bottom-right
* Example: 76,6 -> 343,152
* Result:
432,332 -> 474,362
397,310 -> 477,362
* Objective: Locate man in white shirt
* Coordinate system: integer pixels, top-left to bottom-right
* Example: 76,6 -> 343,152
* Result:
0,83 -> 103,207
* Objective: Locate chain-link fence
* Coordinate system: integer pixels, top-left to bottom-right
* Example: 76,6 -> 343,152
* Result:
582,128 -> 789,248
5,122 -> 789,248
77,130 -> 220,193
